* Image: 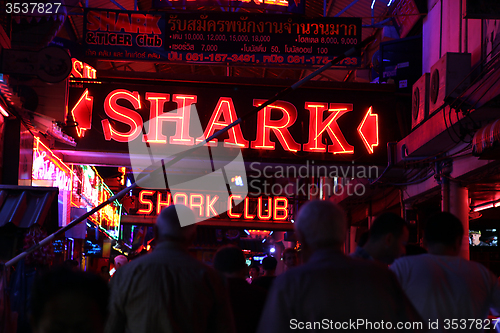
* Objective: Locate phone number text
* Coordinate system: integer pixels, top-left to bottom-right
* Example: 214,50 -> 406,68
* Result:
166,51 -> 358,66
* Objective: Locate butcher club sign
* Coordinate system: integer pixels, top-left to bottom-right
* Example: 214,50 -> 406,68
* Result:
66,82 -> 398,163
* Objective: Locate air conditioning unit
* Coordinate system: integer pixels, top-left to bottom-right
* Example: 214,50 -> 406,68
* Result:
429,52 -> 471,115
412,73 -> 429,129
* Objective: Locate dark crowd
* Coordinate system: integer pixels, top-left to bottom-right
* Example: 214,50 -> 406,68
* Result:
3,201 -> 500,333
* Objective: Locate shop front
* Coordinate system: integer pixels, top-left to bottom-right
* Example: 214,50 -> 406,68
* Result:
31,135 -> 121,269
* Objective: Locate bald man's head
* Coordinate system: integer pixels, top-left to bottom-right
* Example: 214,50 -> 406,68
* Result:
155,205 -> 197,244
295,200 -> 346,250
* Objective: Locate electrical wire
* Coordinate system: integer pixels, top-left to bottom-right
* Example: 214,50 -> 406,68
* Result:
449,42 -> 500,111
387,169 -> 435,186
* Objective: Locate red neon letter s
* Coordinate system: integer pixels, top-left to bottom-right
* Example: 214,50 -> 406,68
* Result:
71,59 -> 83,78
251,100 -> 301,152
196,97 -> 249,148
138,190 -> 155,214
102,89 -> 143,143
304,102 -> 354,154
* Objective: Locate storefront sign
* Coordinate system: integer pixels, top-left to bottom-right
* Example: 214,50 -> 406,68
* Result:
64,81 -> 400,164
71,58 -> 97,79
100,185 -> 121,229
83,9 -> 360,66
134,189 -> 288,221
32,137 -> 72,191
153,0 -> 305,15
71,165 -> 121,230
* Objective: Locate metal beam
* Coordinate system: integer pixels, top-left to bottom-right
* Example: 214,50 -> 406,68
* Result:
335,0 -> 361,17
110,0 -> 127,10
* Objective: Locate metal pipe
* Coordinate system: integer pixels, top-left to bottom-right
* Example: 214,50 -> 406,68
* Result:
441,176 -> 450,212
401,144 -> 432,161
335,0 -> 362,17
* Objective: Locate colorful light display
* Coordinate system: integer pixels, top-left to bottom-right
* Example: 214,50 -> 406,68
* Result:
32,137 -> 73,191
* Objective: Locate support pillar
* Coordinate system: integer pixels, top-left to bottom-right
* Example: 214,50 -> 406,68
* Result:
448,181 -> 469,260
349,226 -> 357,254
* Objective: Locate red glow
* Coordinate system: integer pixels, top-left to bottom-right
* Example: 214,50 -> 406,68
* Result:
157,192 -> 171,215
304,102 -> 354,154
71,59 -> 83,78
206,195 -> 219,217
228,195 -> 242,218
171,95 -> 196,145
257,197 -> 272,220
0,104 -> 8,117
190,193 -> 204,217
97,89 -> 380,156
145,92 -> 170,143
251,100 -> 301,152
273,197 -> 288,220
145,94 -> 195,144
33,137 -> 74,192
86,11 -> 162,34
138,190 -> 155,214
71,58 -> 96,79
71,89 -> 93,137
102,89 -> 143,142
357,106 -> 379,154
244,197 -> 255,219
197,97 -> 249,148
173,192 -> 188,206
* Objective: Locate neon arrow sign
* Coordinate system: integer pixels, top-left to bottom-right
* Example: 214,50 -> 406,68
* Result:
71,89 -> 94,137
357,106 -> 379,154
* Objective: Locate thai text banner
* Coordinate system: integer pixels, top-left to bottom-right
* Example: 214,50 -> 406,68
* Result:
83,9 -> 361,66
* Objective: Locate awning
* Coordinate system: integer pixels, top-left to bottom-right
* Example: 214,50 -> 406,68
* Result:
472,119 -> 500,156
0,185 -> 58,230
11,1 -> 67,51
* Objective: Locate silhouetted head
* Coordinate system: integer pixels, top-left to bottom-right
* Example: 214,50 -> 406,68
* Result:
155,204 -> 197,245
262,256 -> 277,271
295,200 -> 346,251
364,212 -> 409,264
214,245 -> 248,277
424,212 -> 463,255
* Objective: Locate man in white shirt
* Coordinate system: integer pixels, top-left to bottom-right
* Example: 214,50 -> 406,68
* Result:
257,200 -> 424,333
391,212 -> 500,332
